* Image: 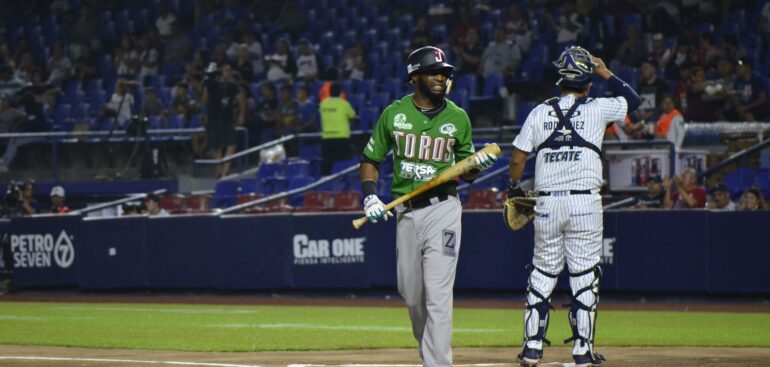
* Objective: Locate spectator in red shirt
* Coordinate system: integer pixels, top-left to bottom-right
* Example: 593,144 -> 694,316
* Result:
663,168 -> 707,209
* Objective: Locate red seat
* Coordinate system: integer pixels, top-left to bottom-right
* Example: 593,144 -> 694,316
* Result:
465,188 -> 499,210
332,191 -> 362,211
264,198 -> 294,213
160,194 -> 185,214
237,194 -> 265,214
295,191 -> 332,212
184,194 -> 212,213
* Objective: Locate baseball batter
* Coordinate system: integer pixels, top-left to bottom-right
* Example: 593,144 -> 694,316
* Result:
359,46 -> 496,367
507,46 -> 640,366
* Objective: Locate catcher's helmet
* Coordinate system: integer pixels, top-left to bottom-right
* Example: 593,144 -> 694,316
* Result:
406,46 -> 454,77
553,46 -> 596,88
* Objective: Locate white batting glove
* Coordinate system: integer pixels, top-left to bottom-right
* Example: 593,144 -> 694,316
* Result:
474,150 -> 497,171
363,195 -> 393,223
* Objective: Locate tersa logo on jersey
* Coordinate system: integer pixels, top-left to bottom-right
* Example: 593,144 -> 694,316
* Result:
547,110 -> 581,118
399,162 -> 437,181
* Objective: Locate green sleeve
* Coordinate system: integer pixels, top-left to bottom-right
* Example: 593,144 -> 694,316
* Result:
453,110 -> 475,162
362,109 -> 391,162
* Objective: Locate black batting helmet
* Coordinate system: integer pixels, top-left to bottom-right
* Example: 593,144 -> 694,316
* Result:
406,46 -> 454,78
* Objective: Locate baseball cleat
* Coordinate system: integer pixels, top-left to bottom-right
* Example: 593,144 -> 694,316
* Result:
517,346 -> 543,366
573,351 -> 606,367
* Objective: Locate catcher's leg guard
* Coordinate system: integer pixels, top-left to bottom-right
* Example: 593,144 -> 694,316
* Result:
521,265 -> 559,350
564,265 -> 605,365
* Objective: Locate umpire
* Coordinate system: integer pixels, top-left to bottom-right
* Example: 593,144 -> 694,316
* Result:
203,63 -> 241,178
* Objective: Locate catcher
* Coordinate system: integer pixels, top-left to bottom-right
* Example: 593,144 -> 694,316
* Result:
504,46 -> 640,367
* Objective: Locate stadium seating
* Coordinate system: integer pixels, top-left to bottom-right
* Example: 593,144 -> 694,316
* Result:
294,191 -> 332,212
465,189 -> 499,210
332,191 -> 362,211
211,180 -> 240,208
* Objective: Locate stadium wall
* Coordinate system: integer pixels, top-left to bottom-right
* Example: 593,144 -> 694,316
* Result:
4,211 -> 769,294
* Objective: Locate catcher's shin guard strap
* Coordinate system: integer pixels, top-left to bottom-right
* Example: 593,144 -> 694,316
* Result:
523,264 -> 558,346
563,265 -> 601,349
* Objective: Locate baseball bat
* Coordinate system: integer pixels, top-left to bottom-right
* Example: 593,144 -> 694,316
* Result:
352,143 -> 501,229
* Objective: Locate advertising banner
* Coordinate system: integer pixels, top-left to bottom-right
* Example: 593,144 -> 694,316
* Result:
8,215 -> 81,287
291,213 -> 370,288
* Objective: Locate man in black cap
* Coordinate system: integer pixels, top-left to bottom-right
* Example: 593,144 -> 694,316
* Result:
707,183 -> 737,211
635,176 -> 665,209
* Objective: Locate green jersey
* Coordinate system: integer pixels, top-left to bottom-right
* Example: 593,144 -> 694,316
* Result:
363,94 -> 475,199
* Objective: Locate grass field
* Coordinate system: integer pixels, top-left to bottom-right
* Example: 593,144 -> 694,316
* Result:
1,301 -> 769,352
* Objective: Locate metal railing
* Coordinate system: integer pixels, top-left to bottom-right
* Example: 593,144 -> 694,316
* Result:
70,188 -> 168,215
0,127 -> 247,180
699,139 -> 770,179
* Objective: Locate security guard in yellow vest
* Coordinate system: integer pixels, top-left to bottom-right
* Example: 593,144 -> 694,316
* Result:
319,83 -> 356,175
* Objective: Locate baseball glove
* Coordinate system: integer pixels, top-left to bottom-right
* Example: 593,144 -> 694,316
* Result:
503,192 -> 537,231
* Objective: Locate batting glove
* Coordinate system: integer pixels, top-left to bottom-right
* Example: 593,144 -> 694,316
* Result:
474,150 -> 498,171
363,195 -> 393,223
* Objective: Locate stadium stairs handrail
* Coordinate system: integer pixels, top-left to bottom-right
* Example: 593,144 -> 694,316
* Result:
220,163 -> 360,214
69,188 -> 168,215
699,138 -> 770,180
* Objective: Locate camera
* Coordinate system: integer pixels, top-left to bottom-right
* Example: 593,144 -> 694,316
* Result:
3,182 -> 22,207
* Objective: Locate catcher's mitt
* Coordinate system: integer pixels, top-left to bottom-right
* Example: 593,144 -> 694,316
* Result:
503,192 -> 537,231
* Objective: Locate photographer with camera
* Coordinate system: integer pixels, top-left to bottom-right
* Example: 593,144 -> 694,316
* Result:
2,181 -> 38,218
203,63 -> 243,178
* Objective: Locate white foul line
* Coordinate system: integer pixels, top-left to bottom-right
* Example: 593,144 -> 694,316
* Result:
0,356 -> 264,367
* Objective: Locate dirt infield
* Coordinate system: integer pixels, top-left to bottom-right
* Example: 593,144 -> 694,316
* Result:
1,345 -> 770,367
2,293 -> 770,366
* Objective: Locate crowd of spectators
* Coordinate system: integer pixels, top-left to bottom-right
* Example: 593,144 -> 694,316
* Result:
1,0 -> 769,209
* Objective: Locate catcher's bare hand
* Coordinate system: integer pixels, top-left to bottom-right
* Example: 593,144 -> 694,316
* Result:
590,55 -> 612,79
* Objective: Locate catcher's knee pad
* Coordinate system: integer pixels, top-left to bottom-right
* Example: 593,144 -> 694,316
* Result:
564,265 -> 602,351
523,265 -> 559,346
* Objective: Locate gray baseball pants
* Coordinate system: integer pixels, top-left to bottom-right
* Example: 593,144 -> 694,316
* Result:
396,196 -> 462,367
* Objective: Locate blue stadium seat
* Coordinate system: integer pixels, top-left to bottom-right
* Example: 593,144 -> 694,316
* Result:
212,180 -> 241,208
188,114 -> 202,128
354,79 -> 376,98
331,159 -> 359,174
347,93 -> 364,111
724,169 -> 759,196
516,101 -> 538,127
257,162 -> 285,179
621,12 -> 643,37
481,73 -> 504,97
454,74 -> 478,96
167,114 -> 185,129
148,116 -> 164,129
383,78 -> 403,98
240,178 -> 262,194
53,104 -> 71,125
266,176 -> 289,194
357,106 -> 379,130
286,159 -> 311,178
299,144 -> 321,160
71,103 -> 90,121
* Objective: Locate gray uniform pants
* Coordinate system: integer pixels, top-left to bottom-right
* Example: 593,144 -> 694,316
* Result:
396,196 -> 462,367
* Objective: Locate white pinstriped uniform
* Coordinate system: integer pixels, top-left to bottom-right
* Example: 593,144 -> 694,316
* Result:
513,94 -> 627,356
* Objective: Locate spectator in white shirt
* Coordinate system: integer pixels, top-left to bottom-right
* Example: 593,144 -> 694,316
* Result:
295,39 -> 319,81
155,4 -> 176,37
707,184 -> 737,211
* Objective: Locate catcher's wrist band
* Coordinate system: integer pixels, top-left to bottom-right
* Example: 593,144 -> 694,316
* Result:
361,180 -> 378,197
508,179 -> 521,189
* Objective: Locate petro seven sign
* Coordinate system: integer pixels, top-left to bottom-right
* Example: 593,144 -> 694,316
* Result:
11,230 -> 75,269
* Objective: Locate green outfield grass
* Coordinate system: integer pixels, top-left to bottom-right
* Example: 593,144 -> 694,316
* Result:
0,301 -> 768,351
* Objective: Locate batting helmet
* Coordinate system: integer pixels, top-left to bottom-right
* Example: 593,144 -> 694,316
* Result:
406,46 -> 454,77
553,46 -> 596,88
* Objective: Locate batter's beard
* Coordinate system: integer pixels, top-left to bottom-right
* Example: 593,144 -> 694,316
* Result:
416,79 -> 446,107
